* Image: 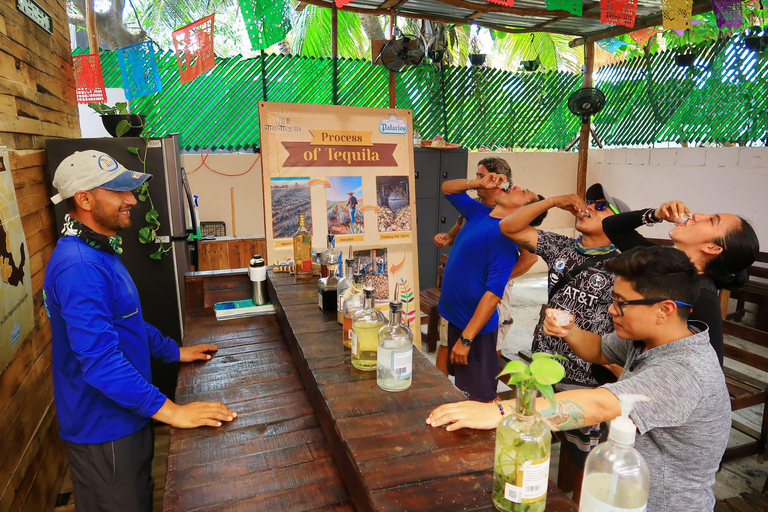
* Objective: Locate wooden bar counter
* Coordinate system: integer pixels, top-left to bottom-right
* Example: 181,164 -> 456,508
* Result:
164,269 -> 577,512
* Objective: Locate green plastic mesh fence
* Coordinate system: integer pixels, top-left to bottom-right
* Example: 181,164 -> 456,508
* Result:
80,37 -> 767,152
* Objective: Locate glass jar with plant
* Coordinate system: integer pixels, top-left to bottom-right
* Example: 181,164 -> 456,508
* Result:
88,102 -> 146,137
492,353 -> 566,512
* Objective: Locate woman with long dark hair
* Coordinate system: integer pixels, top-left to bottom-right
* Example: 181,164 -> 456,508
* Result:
603,200 -> 760,365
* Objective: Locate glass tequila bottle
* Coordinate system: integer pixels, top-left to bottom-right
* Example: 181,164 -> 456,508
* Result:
292,213 -> 312,282
377,284 -> 413,391
351,285 -> 386,371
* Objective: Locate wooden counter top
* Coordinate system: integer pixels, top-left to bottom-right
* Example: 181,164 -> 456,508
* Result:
267,269 -> 578,512
164,269 -> 577,511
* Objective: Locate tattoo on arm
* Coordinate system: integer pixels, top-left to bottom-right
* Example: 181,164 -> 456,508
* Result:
543,400 -> 587,431
517,238 -> 537,253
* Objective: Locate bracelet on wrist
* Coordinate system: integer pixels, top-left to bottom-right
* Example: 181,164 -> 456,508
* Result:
641,208 -> 661,227
467,179 -> 473,190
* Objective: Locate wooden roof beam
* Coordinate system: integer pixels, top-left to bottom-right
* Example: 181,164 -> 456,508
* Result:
433,0 -> 601,20
296,2 -> 309,11
570,0 -> 713,46
379,0 -> 409,8
295,0 -> 581,36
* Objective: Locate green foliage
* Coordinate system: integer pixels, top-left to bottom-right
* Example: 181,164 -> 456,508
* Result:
288,5 -> 369,59
498,353 -> 566,410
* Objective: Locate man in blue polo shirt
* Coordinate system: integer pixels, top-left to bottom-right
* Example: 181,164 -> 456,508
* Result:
44,150 -> 237,512
439,173 -> 546,402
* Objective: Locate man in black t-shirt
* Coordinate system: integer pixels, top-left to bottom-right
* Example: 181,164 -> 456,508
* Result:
498,183 -> 630,499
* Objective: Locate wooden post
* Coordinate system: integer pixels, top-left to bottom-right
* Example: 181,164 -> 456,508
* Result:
576,41 -> 594,199
230,187 -> 237,236
85,0 -> 99,54
388,11 -> 396,108
331,6 -> 338,105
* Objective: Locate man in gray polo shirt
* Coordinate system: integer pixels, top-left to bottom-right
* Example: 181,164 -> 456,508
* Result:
426,246 -> 730,511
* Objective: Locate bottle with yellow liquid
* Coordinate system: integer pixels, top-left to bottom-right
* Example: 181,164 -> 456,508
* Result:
292,213 -> 313,282
336,256 -> 357,324
351,284 -> 386,371
342,273 -> 365,348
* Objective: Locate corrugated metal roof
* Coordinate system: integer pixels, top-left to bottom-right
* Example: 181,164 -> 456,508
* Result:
310,0 -> 706,38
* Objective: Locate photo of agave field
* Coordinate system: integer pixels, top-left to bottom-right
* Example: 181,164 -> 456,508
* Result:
271,177 -> 312,239
326,176 -> 364,235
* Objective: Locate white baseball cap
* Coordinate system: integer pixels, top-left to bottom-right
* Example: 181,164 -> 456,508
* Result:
51,150 -> 152,204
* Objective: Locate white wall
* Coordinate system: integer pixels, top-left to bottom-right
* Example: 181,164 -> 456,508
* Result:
466,151 -> 580,273
78,88 -> 128,138
588,147 -> 768,244
180,153 -> 265,237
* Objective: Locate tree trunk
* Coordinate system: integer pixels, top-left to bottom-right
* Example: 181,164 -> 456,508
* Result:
358,14 -> 385,41
71,0 -> 146,50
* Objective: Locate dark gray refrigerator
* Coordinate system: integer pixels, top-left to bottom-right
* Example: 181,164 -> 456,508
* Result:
45,134 -> 194,399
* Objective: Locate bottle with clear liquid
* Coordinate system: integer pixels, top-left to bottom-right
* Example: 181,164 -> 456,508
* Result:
351,285 -> 386,371
580,395 -> 651,512
320,234 -> 341,278
292,214 -> 313,282
336,257 -> 357,324
377,284 -> 413,391
318,266 -> 339,313
342,273 -> 365,348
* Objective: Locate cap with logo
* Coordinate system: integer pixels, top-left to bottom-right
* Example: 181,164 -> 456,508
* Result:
50,150 -> 152,205
585,183 -> 630,214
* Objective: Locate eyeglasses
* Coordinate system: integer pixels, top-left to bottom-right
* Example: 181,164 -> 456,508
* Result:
586,199 -> 620,215
611,297 -> 693,316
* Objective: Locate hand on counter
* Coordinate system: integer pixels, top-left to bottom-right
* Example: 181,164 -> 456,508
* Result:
179,344 -> 218,362
152,398 -> 237,428
426,401 -> 502,431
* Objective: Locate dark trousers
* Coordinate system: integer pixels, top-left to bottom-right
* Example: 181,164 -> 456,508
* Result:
65,423 -> 155,512
446,323 -> 499,402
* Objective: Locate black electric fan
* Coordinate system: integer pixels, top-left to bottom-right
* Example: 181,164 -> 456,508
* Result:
564,87 -> 606,150
375,36 -> 425,72
567,87 -> 606,123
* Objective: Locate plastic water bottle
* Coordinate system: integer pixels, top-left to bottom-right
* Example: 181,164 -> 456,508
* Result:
580,394 -> 651,512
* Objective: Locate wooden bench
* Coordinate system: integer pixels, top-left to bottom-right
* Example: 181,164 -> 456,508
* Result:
727,251 -> 768,331
721,320 -> 768,463
419,254 -> 447,353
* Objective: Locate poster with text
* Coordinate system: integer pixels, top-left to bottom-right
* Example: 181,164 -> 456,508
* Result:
0,154 -> 34,372
259,103 -> 421,343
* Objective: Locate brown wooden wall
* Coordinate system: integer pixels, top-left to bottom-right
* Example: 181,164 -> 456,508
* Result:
0,0 -> 80,509
197,235 -> 267,271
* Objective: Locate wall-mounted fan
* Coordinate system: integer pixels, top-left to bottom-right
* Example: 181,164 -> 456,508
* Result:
564,87 -> 606,150
375,36 -> 425,72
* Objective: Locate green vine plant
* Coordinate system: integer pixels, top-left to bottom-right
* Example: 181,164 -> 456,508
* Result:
128,134 -> 171,260
498,353 -> 567,412
135,182 -> 172,260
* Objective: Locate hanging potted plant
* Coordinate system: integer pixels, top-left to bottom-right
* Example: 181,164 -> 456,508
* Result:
493,353 -> 565,512
469,31 -> 486,66
522,57 -> 541,72
88,102 -> 146,137
743,26 -> 768,53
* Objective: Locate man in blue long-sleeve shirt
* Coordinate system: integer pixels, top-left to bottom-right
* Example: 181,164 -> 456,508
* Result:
44,150 -> 237,512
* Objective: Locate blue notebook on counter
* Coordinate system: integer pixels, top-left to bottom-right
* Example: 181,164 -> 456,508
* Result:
213,299 -> 276,320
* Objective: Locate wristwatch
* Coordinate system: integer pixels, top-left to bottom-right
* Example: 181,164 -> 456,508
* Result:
460,336 -> 473,347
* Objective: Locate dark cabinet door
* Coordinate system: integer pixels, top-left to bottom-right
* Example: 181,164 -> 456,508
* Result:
413,147 -> 468,291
